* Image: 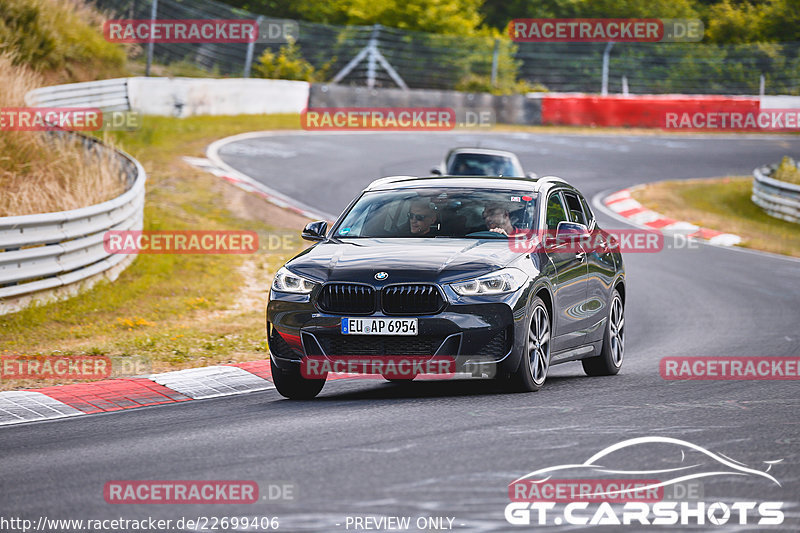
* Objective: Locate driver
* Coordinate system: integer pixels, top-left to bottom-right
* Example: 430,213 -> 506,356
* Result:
482,203 -> 519,236
404,198 -> 439,236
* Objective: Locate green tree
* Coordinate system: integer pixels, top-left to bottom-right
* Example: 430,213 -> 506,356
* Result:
253,39 -> 331,81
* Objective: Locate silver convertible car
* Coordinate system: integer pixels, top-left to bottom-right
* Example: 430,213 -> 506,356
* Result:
430,147 -> 534,178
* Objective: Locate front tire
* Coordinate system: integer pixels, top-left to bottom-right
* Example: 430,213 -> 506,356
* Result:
582,289 -> 624,376
271,357 -> 326,399
504,297 -> 551,392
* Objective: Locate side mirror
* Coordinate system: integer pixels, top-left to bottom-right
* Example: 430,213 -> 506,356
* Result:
526,172 -> 538,179
301,220 -> 328,242
430,168 -> 442,176
556,221 -> 589,243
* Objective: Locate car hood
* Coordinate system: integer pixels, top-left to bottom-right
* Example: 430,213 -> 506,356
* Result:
287,238 -> 520,284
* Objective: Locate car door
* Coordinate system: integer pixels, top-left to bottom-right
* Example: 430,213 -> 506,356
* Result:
542,190 -> 590,352
571,191 -> 618,345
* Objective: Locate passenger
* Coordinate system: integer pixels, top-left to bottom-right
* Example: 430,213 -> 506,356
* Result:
482,203 -> 520,236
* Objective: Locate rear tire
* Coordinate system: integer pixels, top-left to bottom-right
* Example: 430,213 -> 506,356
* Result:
383,374 -> 417,383
504,297 -> 550,392
582,289 -> 624,376
271,357 -> 326,399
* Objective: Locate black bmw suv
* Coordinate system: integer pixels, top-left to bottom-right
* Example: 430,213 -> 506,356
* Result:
267,176 -> 625,399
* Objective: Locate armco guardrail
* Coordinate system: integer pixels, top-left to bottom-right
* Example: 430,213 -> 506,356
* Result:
0,83 -> 146,314
752,164 -> 800,224
26,78 -> 130,111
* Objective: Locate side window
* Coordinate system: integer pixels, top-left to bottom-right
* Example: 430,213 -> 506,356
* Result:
545,192 -> 569,230
579,194 -> 595,227
563,192 -> 587,225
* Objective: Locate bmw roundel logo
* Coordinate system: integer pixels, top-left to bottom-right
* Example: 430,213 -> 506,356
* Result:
375,272 -> 389,280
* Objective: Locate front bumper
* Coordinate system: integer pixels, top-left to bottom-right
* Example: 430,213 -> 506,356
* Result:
267,290 -> 529,377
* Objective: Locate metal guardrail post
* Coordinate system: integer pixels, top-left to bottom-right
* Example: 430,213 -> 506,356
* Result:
145,0 -> 159,77
243,15 -> 264,78
601,42 -> 614,96
491,38 -> 499,88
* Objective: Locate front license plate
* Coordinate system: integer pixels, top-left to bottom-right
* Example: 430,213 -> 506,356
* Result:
341,318 -> 418,336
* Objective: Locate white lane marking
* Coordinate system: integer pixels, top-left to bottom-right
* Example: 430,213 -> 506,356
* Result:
206,133 -> 339,222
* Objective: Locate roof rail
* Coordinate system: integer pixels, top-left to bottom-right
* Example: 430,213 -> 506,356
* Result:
365,175 -> 418,189
534,175 -> 568,190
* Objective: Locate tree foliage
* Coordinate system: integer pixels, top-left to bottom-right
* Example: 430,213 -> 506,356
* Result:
226,0 -> 800,44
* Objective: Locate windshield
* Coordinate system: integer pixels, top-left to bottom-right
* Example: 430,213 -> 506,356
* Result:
447,154 -> 523,177
333,188 -> 537,238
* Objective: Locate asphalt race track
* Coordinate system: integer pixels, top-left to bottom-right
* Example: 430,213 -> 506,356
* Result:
2,132 -> 800,532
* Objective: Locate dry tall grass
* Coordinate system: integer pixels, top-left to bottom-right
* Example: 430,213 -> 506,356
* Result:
773,156 -> 800,185
0,54 -> 126,216
0,0 -> 129,83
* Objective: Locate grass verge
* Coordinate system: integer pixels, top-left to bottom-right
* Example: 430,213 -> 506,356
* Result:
0,114 -> 309,391
631,176 -> 800,258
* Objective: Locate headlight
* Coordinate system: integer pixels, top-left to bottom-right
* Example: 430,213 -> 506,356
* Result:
450,268 -> 528,296
272,266 -> 317,294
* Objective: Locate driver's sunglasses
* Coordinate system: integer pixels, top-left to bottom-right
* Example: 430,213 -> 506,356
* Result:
407,212 -> 430,221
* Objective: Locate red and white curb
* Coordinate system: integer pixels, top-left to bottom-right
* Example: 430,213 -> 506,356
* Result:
0,361 -> 274,427
603,187 -> 742,246
0,359 -> 370,426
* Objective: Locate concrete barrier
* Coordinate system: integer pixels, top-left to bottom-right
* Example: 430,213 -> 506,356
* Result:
535,93 -> 759,128
309,84 -> 541,125
128,77 -> 310,117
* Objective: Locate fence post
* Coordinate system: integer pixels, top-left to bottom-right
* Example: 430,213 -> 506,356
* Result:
759,74 -> 765,97
145,0 -> 158,77
491,38 -> 500,88
366,24 -> 380,88
601,42 -> 614,95
331,23 -> 407,89
243,16 -> 264,78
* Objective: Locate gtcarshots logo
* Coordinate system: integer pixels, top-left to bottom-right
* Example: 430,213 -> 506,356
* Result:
505,436 -> 784,527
